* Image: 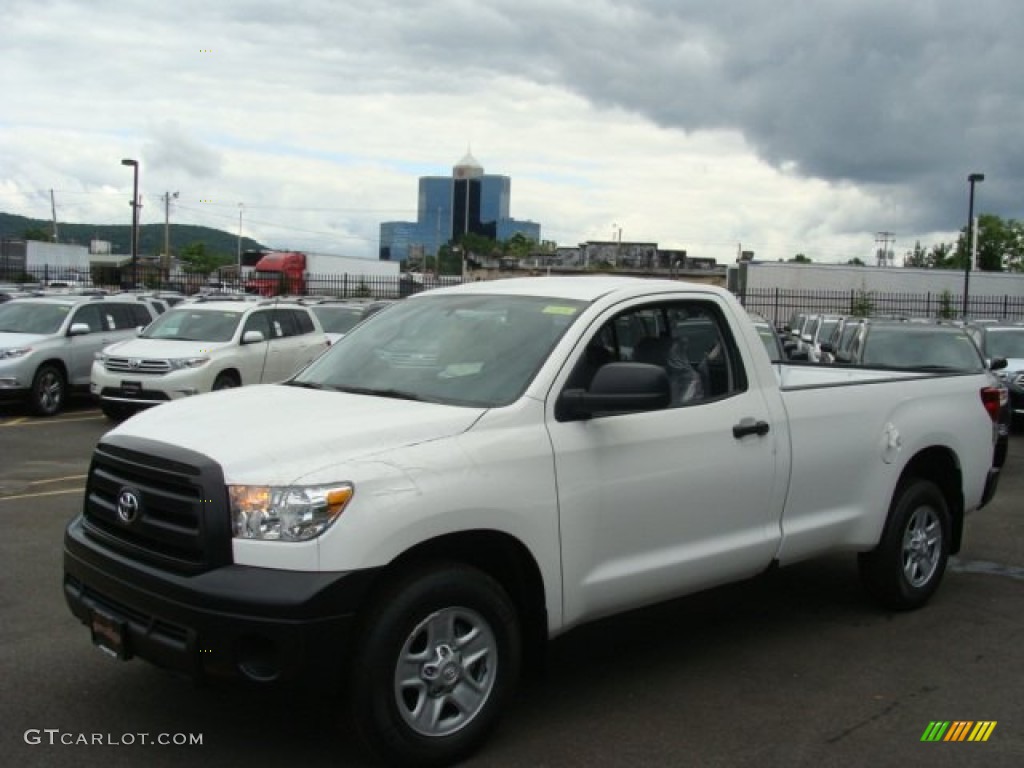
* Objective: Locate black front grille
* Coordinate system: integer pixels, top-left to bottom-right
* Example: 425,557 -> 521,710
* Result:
83,436 -> 231,574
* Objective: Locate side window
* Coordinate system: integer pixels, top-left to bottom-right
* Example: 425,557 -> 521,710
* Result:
242,311 -> 272,340
105,304 -> 136,330
292,309 -> 315,335
131,305 -> 153,327
271,309 -> 299,338
567,300 -> 746,409
70,304 -> 104,333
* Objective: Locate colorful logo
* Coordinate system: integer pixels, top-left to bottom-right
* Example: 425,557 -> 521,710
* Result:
921,721 -> 997,742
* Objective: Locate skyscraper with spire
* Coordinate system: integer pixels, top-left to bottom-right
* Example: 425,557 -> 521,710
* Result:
379,152 -> 540,262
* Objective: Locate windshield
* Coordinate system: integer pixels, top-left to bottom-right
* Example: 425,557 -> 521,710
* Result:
293,293 -> 586,407
141,308 -> 241,341
985,329 -> 1024,359
311,305 -> 365,334
862,327 -> 984,370
0,302 -> 70,334
817,319 -> 839,342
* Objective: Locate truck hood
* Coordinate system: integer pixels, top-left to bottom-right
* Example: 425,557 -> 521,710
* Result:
107,384 -> 486,484
103,337 -> 232,358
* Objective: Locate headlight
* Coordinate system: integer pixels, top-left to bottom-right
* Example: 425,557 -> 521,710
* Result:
229,483 -> 354,541
168,357 -> 210,370
0,347 -> 31,360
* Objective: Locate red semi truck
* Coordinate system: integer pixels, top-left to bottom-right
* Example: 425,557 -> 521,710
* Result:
245,251 -> 309,296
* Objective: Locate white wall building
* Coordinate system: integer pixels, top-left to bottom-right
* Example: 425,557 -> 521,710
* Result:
734,261 -> 1024,298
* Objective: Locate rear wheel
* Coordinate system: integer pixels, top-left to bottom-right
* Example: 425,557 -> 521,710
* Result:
30,364 -> 66,416
859,478 -> 950,610
350,563 -> 521,767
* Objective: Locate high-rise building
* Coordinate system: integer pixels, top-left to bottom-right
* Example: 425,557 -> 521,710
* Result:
380,152 -> 541,262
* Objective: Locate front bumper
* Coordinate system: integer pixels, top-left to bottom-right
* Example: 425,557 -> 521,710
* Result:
63,515 -> 381,684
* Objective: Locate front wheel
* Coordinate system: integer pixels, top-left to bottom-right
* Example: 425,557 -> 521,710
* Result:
212,372 -> 239,391
350,563 -> 521,768
859,478 -> 951,610
30,364 -> 66,416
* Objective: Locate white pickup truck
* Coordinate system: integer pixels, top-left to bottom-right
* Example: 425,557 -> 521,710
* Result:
63,277 -> 1004,766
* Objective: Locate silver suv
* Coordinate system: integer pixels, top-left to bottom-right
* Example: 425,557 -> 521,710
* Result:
0,295 -> 155,415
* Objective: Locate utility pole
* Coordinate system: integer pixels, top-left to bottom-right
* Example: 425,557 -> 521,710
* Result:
237,203 -> 244,280
875,232 -> 894,266
162,191 -> 179,284
50,189 -> 59,242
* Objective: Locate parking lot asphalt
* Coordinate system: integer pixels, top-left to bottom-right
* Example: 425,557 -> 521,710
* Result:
1,399 -> 1022,767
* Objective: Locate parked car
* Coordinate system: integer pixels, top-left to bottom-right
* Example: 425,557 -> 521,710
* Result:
802,314 -> 842,362
835,320 -> 984,370
834,319 -> 1011,462
91,299 -> 330,420
747,311 -> 806,361
306,300 -> 372,344
0,295 -> 156,415
967,321 -> 1024,429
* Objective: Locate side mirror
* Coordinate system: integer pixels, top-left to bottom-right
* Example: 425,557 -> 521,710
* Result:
788,349 -> 810,362
241,330 -> 266,344
988,357 -> 1008,372
556,362 -> 671,421
820,342 -> 835,355
68,323 -> 91,336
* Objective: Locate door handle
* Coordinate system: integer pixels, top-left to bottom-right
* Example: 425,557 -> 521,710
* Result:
733,418 -> 771,439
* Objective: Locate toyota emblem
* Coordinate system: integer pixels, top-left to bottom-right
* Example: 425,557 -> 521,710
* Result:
129,358 -> 142,369
116,488 -> 142,524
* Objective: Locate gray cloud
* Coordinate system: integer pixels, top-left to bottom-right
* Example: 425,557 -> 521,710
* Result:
143,122 -> 224,179
3,0 -> 1020,258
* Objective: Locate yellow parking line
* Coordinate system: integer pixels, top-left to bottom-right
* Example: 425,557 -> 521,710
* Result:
0,415 -> 105,427
0,487 -> 84,502
28,475 -> 88,485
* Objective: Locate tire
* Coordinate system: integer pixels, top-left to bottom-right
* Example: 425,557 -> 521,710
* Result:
30,364 -> 66,417
350,563 -> 521,768
212,372 -> 239,391
858,479 -> 951,611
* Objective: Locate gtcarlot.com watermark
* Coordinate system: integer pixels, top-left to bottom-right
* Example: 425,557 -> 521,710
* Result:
25,729 -> 203,747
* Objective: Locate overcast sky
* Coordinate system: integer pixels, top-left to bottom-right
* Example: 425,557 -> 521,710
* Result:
2,0 -> 1021,265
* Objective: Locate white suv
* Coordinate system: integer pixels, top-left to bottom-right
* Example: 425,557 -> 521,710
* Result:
0,295 -> 155,415
91,299 -> 329,419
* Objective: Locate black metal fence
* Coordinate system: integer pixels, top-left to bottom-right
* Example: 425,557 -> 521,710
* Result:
739,287 -> 1024,327
1,266 -> 465,300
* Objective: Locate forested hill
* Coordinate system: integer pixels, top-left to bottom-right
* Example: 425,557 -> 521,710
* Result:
0,211 -> 264,256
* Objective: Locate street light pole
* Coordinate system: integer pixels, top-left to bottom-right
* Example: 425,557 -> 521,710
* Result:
237,203 -> 244,283
121,159 -> 139,289
962,172 -> 985,320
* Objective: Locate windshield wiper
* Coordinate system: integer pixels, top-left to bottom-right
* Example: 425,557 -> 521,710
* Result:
286,380 -> 335,391
336,385 -> 430,402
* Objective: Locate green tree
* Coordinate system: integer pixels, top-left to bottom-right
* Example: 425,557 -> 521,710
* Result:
846,257 -> 865,266
851,290 -> 874,317
178,241 -> 233,274
904,241 -> 929,268
955,214 -> 1024,272
929,242 -> 956,268
502,232 -> 535,260
903,241 -> 956,269
23,227 -> 50,241
789,254 -> 812,263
